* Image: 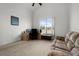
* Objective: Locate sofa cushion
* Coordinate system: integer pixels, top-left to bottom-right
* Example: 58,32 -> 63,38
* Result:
69,32 -> 79,43
75,37 -> 79,48
55,40 -> 68,51
48,50 -> 71,56
65,32 -> 74,43
56,39 -> 65,44
51,38 -> 57,46
55,48 -> 69,52
71,47 -> 79,56
67,40 -> 74,51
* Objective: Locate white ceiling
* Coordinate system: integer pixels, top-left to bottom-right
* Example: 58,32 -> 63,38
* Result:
11,3 -> 50,11
0,3 -> 70,11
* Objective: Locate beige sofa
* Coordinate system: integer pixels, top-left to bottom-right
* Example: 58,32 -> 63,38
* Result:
48,32 -> 79,56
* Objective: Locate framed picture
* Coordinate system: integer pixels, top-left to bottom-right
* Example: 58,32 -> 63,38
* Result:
11,16 -> 19,26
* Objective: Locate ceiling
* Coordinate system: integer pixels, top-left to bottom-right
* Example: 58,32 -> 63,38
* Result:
0,3 -> 70,11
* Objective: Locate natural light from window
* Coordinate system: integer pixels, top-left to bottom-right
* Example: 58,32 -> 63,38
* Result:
40,17 -> 54,35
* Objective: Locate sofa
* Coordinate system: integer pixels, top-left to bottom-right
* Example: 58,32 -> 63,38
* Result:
48,32 -> 79,56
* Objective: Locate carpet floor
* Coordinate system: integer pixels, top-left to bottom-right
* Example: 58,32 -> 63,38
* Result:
0,40 -> 51,56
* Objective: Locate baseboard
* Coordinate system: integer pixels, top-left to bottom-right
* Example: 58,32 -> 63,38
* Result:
0,40 -> 21,50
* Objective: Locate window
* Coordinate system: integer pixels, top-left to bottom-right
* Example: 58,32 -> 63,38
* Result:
40,17 -> 54,35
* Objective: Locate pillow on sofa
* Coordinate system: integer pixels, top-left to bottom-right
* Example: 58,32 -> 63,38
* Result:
65,32 -> 74,43
75,37 -> 79,48
69,32 -> 79,43
67,40 -> 74,51
71,47 -> 79,56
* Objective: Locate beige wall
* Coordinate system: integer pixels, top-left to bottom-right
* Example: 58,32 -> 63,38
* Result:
70,4 -> 79,32
32,3 -> 70,36
0,4 -> 32,46
1,3 -> 77,46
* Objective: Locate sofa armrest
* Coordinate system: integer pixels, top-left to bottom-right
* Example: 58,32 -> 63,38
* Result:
56,36 -> 65,41
48,50 -> 71,56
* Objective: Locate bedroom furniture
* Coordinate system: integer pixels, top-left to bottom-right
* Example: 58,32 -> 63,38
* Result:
48,32 -> 79,56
